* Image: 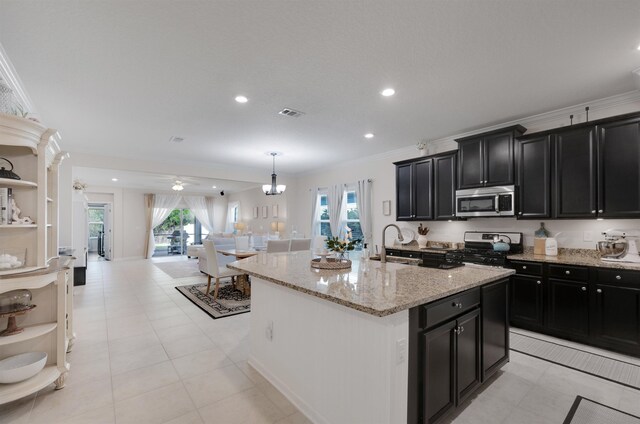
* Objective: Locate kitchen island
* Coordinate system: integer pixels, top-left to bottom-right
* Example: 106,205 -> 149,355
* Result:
229,252 -> 514,424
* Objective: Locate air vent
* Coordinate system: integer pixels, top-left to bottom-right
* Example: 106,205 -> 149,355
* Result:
278,108 -> 305,118
169,136 -> 184,143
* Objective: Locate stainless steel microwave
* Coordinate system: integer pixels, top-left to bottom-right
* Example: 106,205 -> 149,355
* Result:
455,185 -> 516,217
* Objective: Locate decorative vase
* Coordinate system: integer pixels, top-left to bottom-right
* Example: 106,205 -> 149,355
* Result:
417,235 -> 428,249
336,251 -> 349,262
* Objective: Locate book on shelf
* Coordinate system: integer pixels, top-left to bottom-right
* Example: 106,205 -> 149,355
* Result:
0,187 -> 12,225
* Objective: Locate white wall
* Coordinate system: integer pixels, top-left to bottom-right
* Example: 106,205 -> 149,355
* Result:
289,91 -> 640,251
227,185 -> 293,237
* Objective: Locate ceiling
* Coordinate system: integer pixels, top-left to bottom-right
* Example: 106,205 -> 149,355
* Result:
1,1 -> 640,176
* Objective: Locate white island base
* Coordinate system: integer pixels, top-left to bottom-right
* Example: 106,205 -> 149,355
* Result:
248,277 -> 409,424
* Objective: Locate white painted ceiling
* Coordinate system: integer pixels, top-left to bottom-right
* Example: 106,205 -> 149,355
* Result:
1,0 -> 640,175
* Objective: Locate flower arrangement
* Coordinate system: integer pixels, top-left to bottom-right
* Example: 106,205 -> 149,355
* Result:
326,236 -> 361,253
73,179 -> 87,191
416,141 -> 426,151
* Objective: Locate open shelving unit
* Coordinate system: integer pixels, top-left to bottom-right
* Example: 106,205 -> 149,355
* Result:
0,112 -> 72,405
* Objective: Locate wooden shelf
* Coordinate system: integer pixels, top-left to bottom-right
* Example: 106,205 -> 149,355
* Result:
0,224 -> 37,228
0,365 -> 60,405
0,323 -> 57,346
0,178 -> 37,188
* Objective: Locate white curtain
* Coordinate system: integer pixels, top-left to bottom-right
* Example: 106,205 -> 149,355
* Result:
327,184 -> 346,239
205,197 -> 216,232
146,193 -> 181,258
309,187 -> 321,239
226,201 -> 239,233
183,195 -> 215,232
356,179 -> 373,245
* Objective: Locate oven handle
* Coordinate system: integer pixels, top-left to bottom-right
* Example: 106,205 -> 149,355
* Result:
495,194 -> 500,213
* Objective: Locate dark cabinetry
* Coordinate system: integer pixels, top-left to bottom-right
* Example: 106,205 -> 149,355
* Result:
456,125 -> 526,189
553,126 -> 598,218
394,151 -> 458,221
517,111 -> 640,219
509,261 -> 640,356
395,158 -> 433,220
409,280 -> 509,424
515,135 -> 551,218
597,116 -> 640,218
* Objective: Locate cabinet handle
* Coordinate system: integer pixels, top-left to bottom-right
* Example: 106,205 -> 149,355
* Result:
565,270 -> 571,275
459,326 -> 464,333
581,286 -> 586,291
598,210 -> 603,213
597,289 -> 602,293
519,212 -> 523,215
591,210 -> 596,214
536,280 -> 541,285
522,265 -> 527,269
616,275 -> 622,280
451,302 -> 463,309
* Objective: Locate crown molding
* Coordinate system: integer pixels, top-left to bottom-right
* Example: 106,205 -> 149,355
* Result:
0,42 -> 39,119
426,90 -> 640,152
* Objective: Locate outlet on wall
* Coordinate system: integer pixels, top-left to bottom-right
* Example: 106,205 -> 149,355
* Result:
396,338 -> 407,364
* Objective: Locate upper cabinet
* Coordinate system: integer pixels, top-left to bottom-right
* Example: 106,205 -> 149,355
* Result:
516,135 -> 551,219
394,150 -> 458,221
395,158 -> 433,220
456,125 -> 526,189
519,111 -> 640,220
597,115 -> 640,218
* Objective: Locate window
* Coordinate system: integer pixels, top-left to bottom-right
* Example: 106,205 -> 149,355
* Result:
315,189 -> 362,248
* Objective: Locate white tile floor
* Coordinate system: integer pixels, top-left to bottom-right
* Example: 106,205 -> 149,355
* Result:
1,256 -> 639,423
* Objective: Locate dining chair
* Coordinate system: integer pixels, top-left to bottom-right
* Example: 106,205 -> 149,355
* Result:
252,235 -> 266,250
266,239 -> 291,253
235,236 -> 250,250
203,240 -> 245,299
290,238 -> 312,251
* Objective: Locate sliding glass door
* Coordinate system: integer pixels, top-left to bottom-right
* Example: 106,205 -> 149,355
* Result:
152,209 -> 209,257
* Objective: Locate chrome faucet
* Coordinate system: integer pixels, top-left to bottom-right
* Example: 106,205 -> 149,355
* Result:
381,224 -> 404,263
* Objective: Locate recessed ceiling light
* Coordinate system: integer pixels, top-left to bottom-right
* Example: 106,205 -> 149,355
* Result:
364,133 -> 375,139
111,178 -> 118,182
212,185 -> 217,189
381,88 -> 395,97
235,95 -> 248,103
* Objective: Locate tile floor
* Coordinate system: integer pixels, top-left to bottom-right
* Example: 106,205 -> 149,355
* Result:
1,256 -> 639,423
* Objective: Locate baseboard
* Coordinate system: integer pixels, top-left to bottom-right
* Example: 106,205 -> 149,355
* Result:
247,355 -> 328,424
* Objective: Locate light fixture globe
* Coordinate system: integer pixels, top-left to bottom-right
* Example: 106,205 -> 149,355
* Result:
172,181 -> 184,191
264,153 -> 286,195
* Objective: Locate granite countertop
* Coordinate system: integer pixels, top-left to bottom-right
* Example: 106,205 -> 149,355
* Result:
507,248 -> 640,271
228,251 -> 514,317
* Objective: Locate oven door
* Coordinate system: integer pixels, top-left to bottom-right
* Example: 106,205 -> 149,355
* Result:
456,194 -> 499,217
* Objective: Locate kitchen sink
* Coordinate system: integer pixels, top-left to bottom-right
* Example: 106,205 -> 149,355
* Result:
369,256 -> 421,265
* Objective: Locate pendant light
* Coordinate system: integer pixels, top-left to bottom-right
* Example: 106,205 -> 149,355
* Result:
263,152 -> 286,195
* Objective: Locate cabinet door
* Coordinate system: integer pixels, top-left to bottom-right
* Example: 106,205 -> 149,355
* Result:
482,280 -> 508,380
553,127 -> 597,218
414,159 -> 433,220
484,132 -> 514,186
456,309 -> 481,404
434,152 -> 457,220
547,279 -> 589,338
423,320 -> 456,424
516,136 -> 551,218
598,117 -> 640,218
510,275 -> 543,327
593,284 -> 640,350
396,163 -> 413,220
458,138 -> 483,189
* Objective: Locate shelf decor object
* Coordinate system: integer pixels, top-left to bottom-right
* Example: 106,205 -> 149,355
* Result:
0,248 -> 26,270
0,158 -> 21,180
0,352 -> 47,383
0,304 -> 36,336
310,257 -> 352,270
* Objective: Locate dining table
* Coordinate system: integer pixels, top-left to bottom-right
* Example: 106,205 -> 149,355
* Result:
217,249 -> 260,295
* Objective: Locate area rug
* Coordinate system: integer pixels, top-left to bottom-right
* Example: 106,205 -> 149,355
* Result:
175,282 -> 250,319
563,396 -> 640,424
510,330 -> 640,390
154,259 -> 203,279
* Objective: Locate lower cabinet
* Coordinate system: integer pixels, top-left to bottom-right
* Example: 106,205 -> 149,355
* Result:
593,284 -> 640,350
546,278 -> 589,338
509,261 -> 640,357
409,280 -> 508,424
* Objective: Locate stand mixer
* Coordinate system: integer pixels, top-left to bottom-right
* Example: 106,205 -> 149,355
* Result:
598,230 -> 640,263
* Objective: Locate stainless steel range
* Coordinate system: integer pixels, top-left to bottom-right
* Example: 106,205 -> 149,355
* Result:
460,231 -> 524,266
